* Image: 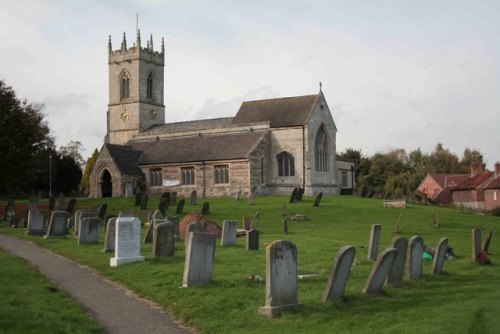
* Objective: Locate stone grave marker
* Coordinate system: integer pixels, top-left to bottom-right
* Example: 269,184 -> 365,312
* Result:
472,228 -> 481,261
482,231 -> 493,254
103,217 -> 117,253
152,222 -> 175,257
289,187 -> 298,203
322,245 -> 356,303
186,221 -> 203,236
56,193 -> 65,210
97,203 -> 108,219
235,189 -> 242,201
313,192 -> 323,207
45,211 -> 68,237
368,224 -> 381,260
282,219 -> 288,235
167,215 -> 180,238
407,236 -> 424,279
182,232 -> 216,287
74,211 -> 97,236
110,217 -> 145,266
152,210 -> 163,220
134,192 -> 144,206
140,194 -> 149,210
221,220 -> 237,247
78,217 -> 100,244
143,217 -> 157,244
251,211 -> 260,230
361,248 -> 398,295
170,192 -> 177,204
296,187 -> 305,201
246,230 -> 259,251
242,216 -> 251,231
66,199 -> 77,213
190,190 -> 197,205
118,211 -> 134,218
161,192 -> 171,204
386,237 -> 408,287
175,199 -> 185,214
67,217 -> 75,230
431,237 -> 448,274
259,240 -> 300,318
201,202 -> 210,215
26,209 -> 45,235
48,197 -> 56,210
159,198 -> 169,216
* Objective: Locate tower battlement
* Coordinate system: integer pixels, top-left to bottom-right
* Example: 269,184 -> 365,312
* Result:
108,30 -> 164,66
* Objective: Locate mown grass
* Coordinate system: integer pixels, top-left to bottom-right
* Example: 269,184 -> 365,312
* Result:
1,195 -> 500,333
0,249 -> 105,334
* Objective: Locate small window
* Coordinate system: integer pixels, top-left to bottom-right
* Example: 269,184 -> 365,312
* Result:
147,73 -> 154,99
214,165 -> 229,184
315,126 -> 328,172
120,75 -> 130,100
277,152 -> 295,177
181,167 -> 195,185
495,191 -> 497,201
149,169 -> 162,186
342,171 -> 348,187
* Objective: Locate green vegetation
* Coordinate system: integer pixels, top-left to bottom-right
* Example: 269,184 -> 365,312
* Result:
0,249 -> 104,334
2,196 -> 500,333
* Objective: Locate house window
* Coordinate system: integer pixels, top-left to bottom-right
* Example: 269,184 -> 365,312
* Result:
181,167 -> 195,185
342,171 -> 348,187
147,73 -> 154,99
120,75 -> 130,100
277,151 -> 295,177
315,126 -> 328,172
149,169 -> 162,186
495,191 -> 497,201
214,165 -> 229,184
260,157 -> 265,184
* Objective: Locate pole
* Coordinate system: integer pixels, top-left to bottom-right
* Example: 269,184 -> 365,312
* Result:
49,155 -> 52,197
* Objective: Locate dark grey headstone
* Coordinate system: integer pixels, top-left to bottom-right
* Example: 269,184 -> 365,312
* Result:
282,219 -> 288,235
160,192 -> 171,205
322,245 -> 356,303
201,202 -> 210,215
190,190 -> 197,205
170,192 -> 177,204
482,231 -> 493,254
97,203 -> 107,219
103,218 -> 117,252
134,192 -> 144,206
407,236 -> 424,279
431,237 -> 448,275
48,197 -> 56,210
159,198 -> 168,216
167,215 -> 180,239
362,248 -> 398,295
246,230 -> 259,251
313,192 -> 323,207
152,222 -> 175,257
66,199 -> 77,213
296,188 -> 305,201
368,224 -> 381,260
289,187 -> 298,203
26,209 -> 45,235
78,217 -> 100,244
386,237 -> 408,287
74,211 -> 97,236
140,194 -> 149,210
45,211 -> 68,237
175,199 -> 185,215
235,189 -> 242,201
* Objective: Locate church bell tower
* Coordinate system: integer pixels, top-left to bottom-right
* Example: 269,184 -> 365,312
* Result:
106,29 -> 165,144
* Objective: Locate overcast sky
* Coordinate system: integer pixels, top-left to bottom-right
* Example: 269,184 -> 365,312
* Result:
1,0 -> 499,167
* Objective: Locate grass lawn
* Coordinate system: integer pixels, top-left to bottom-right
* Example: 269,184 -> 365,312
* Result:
1,195 -> 500,333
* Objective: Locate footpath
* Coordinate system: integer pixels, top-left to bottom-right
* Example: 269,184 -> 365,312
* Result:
0,234 -> 191,334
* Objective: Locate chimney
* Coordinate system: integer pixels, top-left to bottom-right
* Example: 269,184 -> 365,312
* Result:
471,162 -> 483,177
495,162 -> 500,176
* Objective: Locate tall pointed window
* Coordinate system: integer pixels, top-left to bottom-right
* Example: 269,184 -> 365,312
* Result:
120,73 -> 130,100
277,152 -> 295,177
147,73 -> 154,99
315,126 -> 328,172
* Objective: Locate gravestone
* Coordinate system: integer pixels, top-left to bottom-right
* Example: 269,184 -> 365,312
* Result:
313,192 -> 323,207
143,218 -> 157,244
242,217 -> 251,231
140,194 -> 149,210
407,236 -> 424,279
167,215 -> 180,238
56,193 -> 65,210
386,237 -> 408,287
251,211 -> 260,230
289,187 -> 298,203
190,190 -> 197,205
282,219 -> 288,235
48,197 -> 56,210
78,217 -> 100,244
182,232 -> 216,287
235,189 -> 242,201
221,220 -> 237,247
97,203 -> 108,219
201,202 -> 210,215
431,237 -> 448,274
152,222 -> 175,257
103,218 -> 117,253
322,245 -> 356,303
175,199 -> 185,214
159,198 -> 169,216
361,248 -> 398,295
4,198 -> 15,220
26,209 -> 45,235
67,217 -> 75,229
170,192 -> 177,204
482,231 -> 493,254
66,199 -> 77,214
161,192 -> 171,204
74,211 -> 97,236
296,187 -> 305,201
110,217 -> 145,266
118,211 -> 134,218
259,240 -> 300,318
152,210 -> 163,220
368,224 -> 381,260
134,192 -> 144,206
246,230 -> 259,251
45,211 -> 68,237
186,221 -> 203,236
472,228 -> 481,261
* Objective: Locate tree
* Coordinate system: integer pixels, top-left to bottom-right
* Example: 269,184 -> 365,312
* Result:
59,140 -> 85,167
0,79 -> 54,194
459,148 -> 485,173
53,154 -> 82,194
82,148 -> 99,194
426,143 -> 460,174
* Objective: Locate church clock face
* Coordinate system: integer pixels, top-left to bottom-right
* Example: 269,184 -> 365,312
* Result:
120,108 -> 129,122
150,109 -> 158,120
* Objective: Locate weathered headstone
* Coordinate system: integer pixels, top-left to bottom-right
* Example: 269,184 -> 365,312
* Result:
161,192 -> 171,204
246,230 -> 259,251
26,209 -> 45,235
167,215 -> 180,238
102,218 -> 117,253
74,211 -> 97,236
259,240 -> 300,318
482,231 -> 493,254
45,211 -> 68,237
78,217 -> 100,244
134,192 -> 144,206
118,211 -> 134,218
152,210 -> 163,220
242,217 -> 251,231
472,228 -> 481,261
201,202 -> 210,215
140,194 -> 149,210
152,222 -> 175,257
407,236 -> 424,279
175,199 -> 185,214
313,192 -> 323,207
97,203 -> 108,219
431,237 -> 448,275
4,198 -> 15,220
289,187 -> 298,203
56,193 -> 65,210
221,220 -> 237,247
190,190 -> 197,205
235,189 -> 242,201
282,219 -> 288,235
182,232 -> 216,287
66,198 -> 77,213
186,221 -> 203,236
251,211 -> 260,230
170,192 -> 177,204
386,237 -> 408,287
321,245 -> 356,303
159,198 -> 169,216
67,217 -> 75,230
110,217 -> 145,266
361,248 -> 398,295
368,224 -> 381,261
48,197 -> 56,210
296,187 -> 305,201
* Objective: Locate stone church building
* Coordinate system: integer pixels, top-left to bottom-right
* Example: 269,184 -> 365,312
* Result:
90,30 -> 341,198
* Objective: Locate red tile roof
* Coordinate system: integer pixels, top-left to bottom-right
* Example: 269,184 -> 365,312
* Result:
452,171 -> 494,190
481,174 -> 500,190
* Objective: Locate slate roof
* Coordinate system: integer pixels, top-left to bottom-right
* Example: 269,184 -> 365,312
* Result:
106,144 -> 144,175
231,94 -> 321,127
141,117 -> 234,135
134,131 -> 266,165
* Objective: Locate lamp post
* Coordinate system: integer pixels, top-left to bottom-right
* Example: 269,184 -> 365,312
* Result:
49,154 -> 52,198
350,164 -> 355,194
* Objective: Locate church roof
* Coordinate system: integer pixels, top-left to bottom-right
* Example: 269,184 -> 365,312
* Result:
106,144 -> 144,175
141,117 -> 234,135
134,131 -> 266,165
231,94 -> 321,127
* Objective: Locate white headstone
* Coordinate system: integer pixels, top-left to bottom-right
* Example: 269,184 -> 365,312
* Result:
221,220 -> 237,247
103,218 -> 117,253
110,217 -> 145,267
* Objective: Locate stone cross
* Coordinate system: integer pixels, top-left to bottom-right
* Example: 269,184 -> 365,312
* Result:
201,202 -> 210,215
407,235 -> 424,279
103,218 -> 117,253
386,237 -> 408,287
45,211 -> 68,238
152,222 -> 175,257
110,217 -> 145,266
471,228 -> 481,261
26,209 -> 45,236
182,232 -> 216,287
313,192 -> 323,207
322,245 -> 356,303
78,217 -> 100,244
246,230 -> 259,251
362,248 -> 398,295
175,199 -> 185,214
190,190 -> 197,205
431,237 -> 448,275
259,240 -> 300,318
368,224 -> 381,261
221,220 -> 237,247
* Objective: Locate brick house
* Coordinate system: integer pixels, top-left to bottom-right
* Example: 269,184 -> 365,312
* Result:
478,163 -> 500,211
416,173 -> 468,204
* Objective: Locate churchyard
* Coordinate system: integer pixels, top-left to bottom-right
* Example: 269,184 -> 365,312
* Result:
1,195 -> 499,333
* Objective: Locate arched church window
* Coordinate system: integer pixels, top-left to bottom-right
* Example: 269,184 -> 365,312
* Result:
120,73 -> 130,100
277,151 -> 295,177
315,126 -> 328,172
147,73 -> 154,99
